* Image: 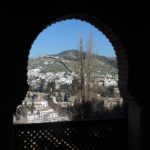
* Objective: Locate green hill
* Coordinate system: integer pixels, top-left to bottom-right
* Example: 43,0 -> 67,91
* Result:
28,50 -> 118,75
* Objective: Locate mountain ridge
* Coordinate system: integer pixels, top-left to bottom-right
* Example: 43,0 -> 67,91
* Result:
55,49 -> 117,68
28,49 -> 118,75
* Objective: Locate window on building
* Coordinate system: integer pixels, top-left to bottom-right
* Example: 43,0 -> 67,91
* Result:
13,19 -> 124,124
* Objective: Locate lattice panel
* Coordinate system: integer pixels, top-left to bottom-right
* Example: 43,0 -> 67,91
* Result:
13,118 -> 126,150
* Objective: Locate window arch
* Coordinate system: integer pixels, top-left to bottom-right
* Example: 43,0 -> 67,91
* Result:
28,13 -> 132,103
17,14 -> 132,123
13,12 -> 131,150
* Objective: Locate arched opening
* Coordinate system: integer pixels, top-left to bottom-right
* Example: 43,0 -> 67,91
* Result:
13,16 -> 129,124
13,13 -> 135,150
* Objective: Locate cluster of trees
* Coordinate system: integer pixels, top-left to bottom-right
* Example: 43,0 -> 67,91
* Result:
70,34 -> 123,120
72,34 -> 99,119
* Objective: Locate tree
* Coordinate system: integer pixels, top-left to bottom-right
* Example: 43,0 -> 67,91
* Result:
78,38 -> 86,119
30,101 -> 35,114
79,38 -> 85,102
64,93 -> 68,102
72,77 -> 80,95
78,33 -> 96,102
39,79 -> 45,92
46,81 -> 56,95
108,86 -> 114,97
85,33 -> 94,101
73,33 -> 97,120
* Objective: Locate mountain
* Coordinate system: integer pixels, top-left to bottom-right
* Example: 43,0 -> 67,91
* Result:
56,49 -> 117,69
28,50 -> 118,75
55,49 -> 79,61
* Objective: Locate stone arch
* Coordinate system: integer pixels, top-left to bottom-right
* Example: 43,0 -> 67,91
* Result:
26,13 -> 133,105
13,13 -> 133,112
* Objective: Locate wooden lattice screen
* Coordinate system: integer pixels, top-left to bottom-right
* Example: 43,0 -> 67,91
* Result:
13,118 -> 127,150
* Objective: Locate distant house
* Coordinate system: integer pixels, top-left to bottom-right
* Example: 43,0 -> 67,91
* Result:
104,97 -> 123,110
27,114 -> 39,121
113,86 -> 120,95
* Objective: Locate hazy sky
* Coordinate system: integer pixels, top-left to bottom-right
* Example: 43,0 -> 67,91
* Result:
29,19 -> 116,58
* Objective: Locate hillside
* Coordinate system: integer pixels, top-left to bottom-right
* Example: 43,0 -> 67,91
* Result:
56,50 -> 117,68
28,50 -> 118,75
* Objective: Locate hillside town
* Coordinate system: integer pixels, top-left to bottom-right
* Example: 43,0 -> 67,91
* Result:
13,34 -> 123,124
13,58 -> 123,124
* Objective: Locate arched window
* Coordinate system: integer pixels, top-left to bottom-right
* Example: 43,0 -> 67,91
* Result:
13,13 -> 133,150
13,17 -> 128,124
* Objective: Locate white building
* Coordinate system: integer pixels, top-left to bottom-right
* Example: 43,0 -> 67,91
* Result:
104,97 -> 123,110
104,73 -> 118,87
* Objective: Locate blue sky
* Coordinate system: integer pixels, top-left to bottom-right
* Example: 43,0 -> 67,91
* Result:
29,19 -> 116,58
